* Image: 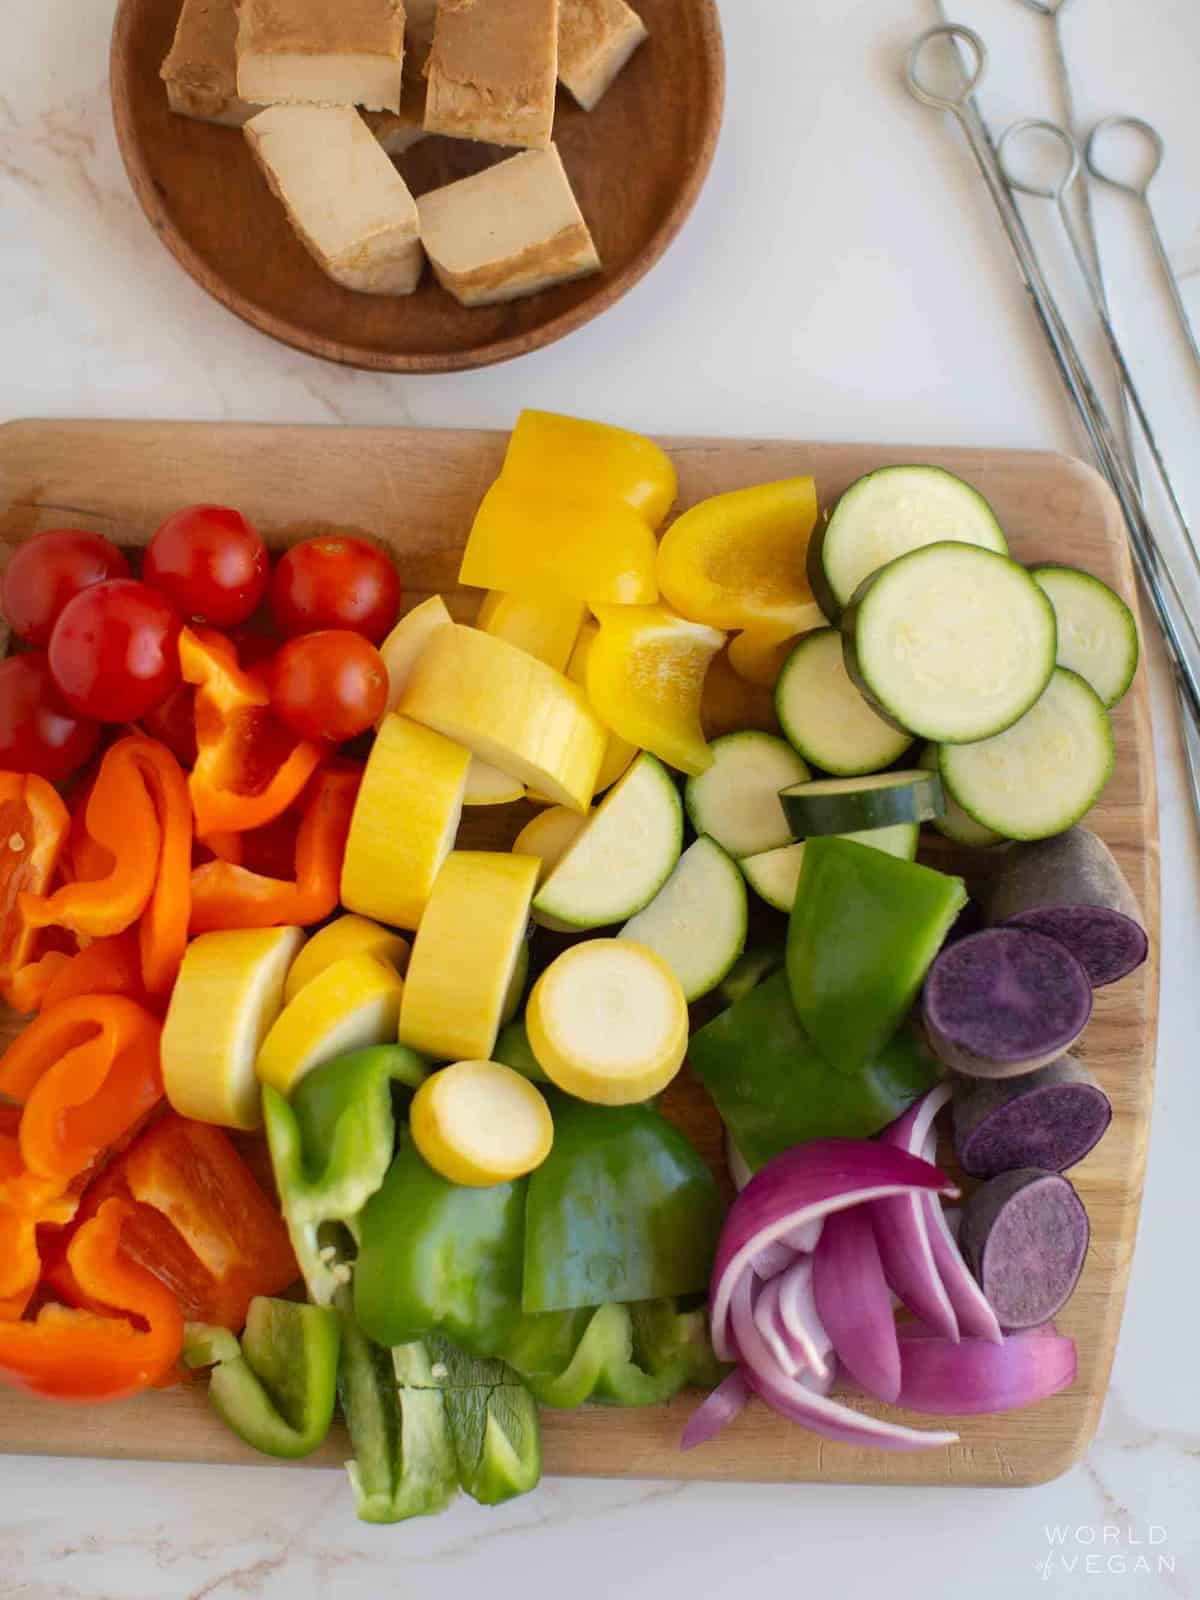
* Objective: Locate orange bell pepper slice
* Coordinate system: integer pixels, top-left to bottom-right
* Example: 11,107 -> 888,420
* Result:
0,773 -> 70,1000
72,1114 -> 297,1330
128,738 -> 193,996
188,767 -> 360,934
0,1198 -> 184,1402
180,627 -> 321,838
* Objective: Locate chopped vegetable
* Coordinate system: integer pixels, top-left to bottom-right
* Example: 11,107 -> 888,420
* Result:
526,939 -> 689,1104
922,927 -> 1093,1078
462,759 -> 526,806
917,743 -> 1003,847
0,773 -> 69,1005
561,621 -> 638,795
428,1335 -> 542,1505
684,732 -> 809,858
959,1168 -> 1090,1330
256,952 -> 405,1098
740,822 -> 917,914
492,1019 -> 548,1084
776,628 -> 913,775
786,838 -> 966,1073
1030,563 -> 1138,708
376,595 -> 454,722
284,913 -> 409,1003
952,1055 -> 1111,1177
410,1060 -> 554,1187
713,937 -> 786,1009
512,804 -> 589,887
198,1297 -> 340,1459
894,1324 -> 1077,1414
620,836 -> 747,1001
477,589 -> 585,673
701,647 -> 781,738
779,770 -> 943,836
727,617 -> 825,687
500,411 -> 678,528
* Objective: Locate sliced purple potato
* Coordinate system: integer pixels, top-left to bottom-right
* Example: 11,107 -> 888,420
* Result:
922,927 -> 1092,1079
985,828 -> 1147,988
952,1056 -> 1112,1177
959,1168 -> 1090,1330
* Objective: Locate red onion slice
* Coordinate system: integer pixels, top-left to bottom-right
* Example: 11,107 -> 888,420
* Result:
751,1241 -> 798,1281
925,1195 -> 1003,1343
680,1369 -> 751,1451
776,1257 -> 832,1379
753,1276 -> 804,1378
874,1086 -> 960,1340
780,1218 -> 824,1254
896,1326 -> 1076,1414
813,1205 -> 902,1402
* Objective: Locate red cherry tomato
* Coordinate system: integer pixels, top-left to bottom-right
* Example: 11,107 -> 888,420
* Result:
1,529 -> 129,647
269,536 -> 400,643
143,505 -> 269,627
269,630 -> 388,743
48,580 -> 182,723
0,653 -> 101,783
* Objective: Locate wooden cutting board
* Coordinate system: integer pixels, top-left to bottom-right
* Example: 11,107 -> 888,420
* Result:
0,421 -> 1159,1487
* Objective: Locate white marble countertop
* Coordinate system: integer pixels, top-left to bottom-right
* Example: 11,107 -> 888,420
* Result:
3,0 -> 1199,1594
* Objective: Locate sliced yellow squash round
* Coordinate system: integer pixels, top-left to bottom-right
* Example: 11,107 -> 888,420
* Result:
284,914 -> 410,1004
257,953 -> 405,1098
512,805 -> 590,887
463,757 -> 527,807
526,938 -> 688,1105
376,595 -> 454,724
162,926 -> 304,1131
410,1059 -> 554,1186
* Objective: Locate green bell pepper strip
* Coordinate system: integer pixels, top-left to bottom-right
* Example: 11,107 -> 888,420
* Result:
689,969 -> 942,1169
713,937 -> 786,1010
493,1018 -> 549,1083
426,1336 -> 542,1506
189,1297 -> 341,1460
262,1045 -> 427,1306
354,1134 -> 526,1356
523,1299 -> 725,1408
629,1299 -> 729,1392
523,1100 -> 723,1314
787,837 -> 967,1074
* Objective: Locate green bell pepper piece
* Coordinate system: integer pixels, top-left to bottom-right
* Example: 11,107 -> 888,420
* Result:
522,1299 -> 723,1408
183,1322 -> 240,1368
354,1133 -> 526,1356
262,1045 -> 427,1306
493,1018 -> 549,1083
629,1298 -> 729,1392
714,937 -> 786,1010
523,1100 -> 723,1314
787,837 -> 967,1073
524,1304 -> 631,1407
338,1304 -> 459,1525
198,1297 -> 340,1460
426,1336 -> 542,1506
689,969 -> 942,1169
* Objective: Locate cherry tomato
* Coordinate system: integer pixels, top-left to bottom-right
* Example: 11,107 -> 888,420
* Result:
49,580 -> 182,723
269,630 -> 388,743
1,529 -> 129,647
269,536 -> 400,643
0,653 -> 101,783
143,505 -> 269,627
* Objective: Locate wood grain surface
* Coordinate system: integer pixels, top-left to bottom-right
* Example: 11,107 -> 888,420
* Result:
109,0 -> 724,372
0,421 -> 1159,1487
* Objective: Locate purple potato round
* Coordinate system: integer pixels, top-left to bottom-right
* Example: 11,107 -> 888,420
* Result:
952,1055 -> 1112,1177
960,1168 -> 1089,1330
1003,907 -> 1147,989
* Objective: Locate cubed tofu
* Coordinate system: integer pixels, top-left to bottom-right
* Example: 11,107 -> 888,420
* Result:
558,0 -> 647,110
237,0 -> 406,114
424,0 -> 559,150
417,144 -> 600,307
161,0 -> 260,127
245,105 -> 424,295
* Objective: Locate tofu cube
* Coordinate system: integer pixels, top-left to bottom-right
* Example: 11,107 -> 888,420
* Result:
245,105 -> 424,295
417,144 -> 600,307
160,0 -> 260,127
558,0 -> 648,111
237,0 -> 406,114
424,0 -> 559,150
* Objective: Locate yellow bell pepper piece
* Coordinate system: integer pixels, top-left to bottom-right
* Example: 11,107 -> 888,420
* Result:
399,852 -> 539,1062
564,622 -> 639,795
501,410 -> 678,528
376,595 -> 454,723
463,759 -> 527,806
284,914 -> 410,1004
586,605 -> 725,778
476,590 -> 585,674
657,478 -> 820,631
341,714 -> 470,931
410,1060 -> 554,1187
513,805 -> 590,887
162,926 -> 304,1131
400,625 -> 605,813
727,616 -> 823,688
257,953 -> 405,1097
701,647 -> 781,738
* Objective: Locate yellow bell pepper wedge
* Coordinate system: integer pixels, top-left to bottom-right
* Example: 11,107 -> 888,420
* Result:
162,926 -> 305,1131
341,715 -> 470,932
257,954 -> 405,1098
284,914 -> 410,1004
564,622 -> 638,795
398,852 -> 539,1063
460,481 -> 659,607
701,647 -> 781,738
476,591 -> 586,675
657,478 -> 821,631
376,596 -> 454,724
410,1060 -> 554,1187
727,616 -> 824,688
500,410 -> 678,528
586,606 -> 725,778
399,625 -> 605,813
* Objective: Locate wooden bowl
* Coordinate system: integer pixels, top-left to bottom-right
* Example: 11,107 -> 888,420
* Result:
110,0 -> 724,373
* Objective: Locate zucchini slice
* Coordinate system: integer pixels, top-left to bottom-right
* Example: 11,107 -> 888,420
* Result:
620,837 -> 748,1001
842,542 -> 1057,742
780,771 -> 944,837
775,628 -> 913,775
742,823 -> 919,913
939,668 -> 1114,841
1030,563 -> 1139,709
917,743 -> 1003,848
684,732 -> 810,858
532,753 -> 682,930
808,465 -> 1008,618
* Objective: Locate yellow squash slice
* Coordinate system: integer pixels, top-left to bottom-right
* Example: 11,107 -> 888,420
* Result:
463,758 -> 527,807
376,595 -> 454,723
512,805 -> 590,887
399,625 -> 605,812
284,913 -> 410,1004
162,926 -> 304,1131
341,714 -> 470,930
257,953 -> 405,1097
410,1059 -> 554,1186
399,851 -> 539,1062
476,590 -> 585,674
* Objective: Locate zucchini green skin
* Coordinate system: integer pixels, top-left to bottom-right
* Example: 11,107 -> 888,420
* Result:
775,628 -> 913,776
780,771 -> 944,836
1029,563 -> 1139,709
917,743 -> 1004,848
683,731 -> 810,858
620,835 -> 748,1002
